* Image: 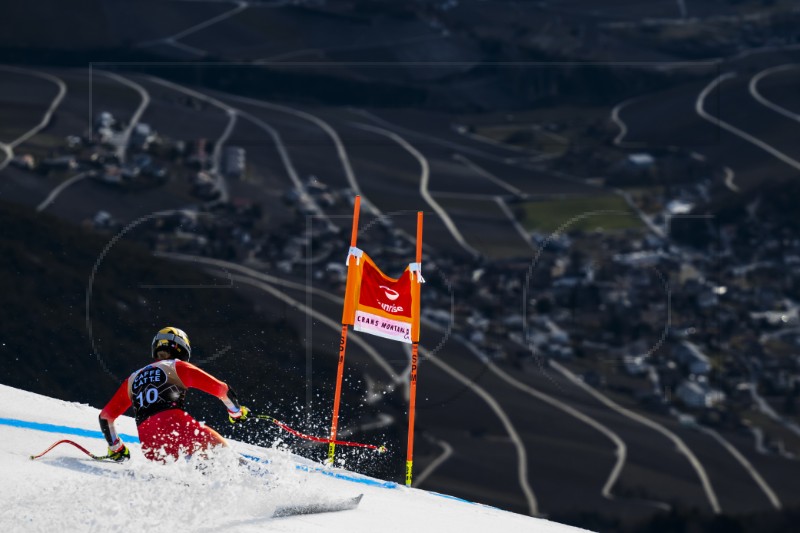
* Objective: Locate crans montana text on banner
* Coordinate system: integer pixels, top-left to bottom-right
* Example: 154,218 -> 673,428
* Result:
352,256 -> 415,344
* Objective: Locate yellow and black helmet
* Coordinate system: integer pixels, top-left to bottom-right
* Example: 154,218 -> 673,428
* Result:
151,327 -> 191,361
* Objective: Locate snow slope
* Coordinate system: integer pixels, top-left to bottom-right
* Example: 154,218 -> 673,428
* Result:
0,384 -> 587,532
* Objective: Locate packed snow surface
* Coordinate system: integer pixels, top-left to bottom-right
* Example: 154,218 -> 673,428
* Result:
0,384 -> 587,532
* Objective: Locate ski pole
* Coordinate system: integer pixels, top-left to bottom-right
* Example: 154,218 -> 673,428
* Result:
30,439 -> 112,461
253,414 -> 386,453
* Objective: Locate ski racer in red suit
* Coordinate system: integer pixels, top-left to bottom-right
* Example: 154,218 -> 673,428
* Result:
98,327 -> 249,462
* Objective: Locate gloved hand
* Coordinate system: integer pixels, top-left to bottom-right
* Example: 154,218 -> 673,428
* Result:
108,439 -> 130,462
229,405 -> 250,424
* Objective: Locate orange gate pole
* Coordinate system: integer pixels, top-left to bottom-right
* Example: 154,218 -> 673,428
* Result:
406,211 -> 423,486
328,196 -> 361,463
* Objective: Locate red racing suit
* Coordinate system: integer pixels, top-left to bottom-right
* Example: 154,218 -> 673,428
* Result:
99,359 -> 242,462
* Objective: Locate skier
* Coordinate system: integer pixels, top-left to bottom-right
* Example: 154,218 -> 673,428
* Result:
98,326 -> 249,462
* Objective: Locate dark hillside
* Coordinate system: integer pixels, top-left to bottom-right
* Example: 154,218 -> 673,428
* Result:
0,201 -> 307,417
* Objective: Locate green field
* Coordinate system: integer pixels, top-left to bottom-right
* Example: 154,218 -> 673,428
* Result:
519,195 -> 643,233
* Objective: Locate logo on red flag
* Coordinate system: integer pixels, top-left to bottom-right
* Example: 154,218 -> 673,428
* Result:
358,261 -> 411,319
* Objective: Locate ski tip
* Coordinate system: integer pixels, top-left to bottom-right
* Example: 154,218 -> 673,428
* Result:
271,493 -> 364,518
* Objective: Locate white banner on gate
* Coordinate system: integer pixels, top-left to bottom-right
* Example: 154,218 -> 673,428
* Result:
353,310 -> 412,344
